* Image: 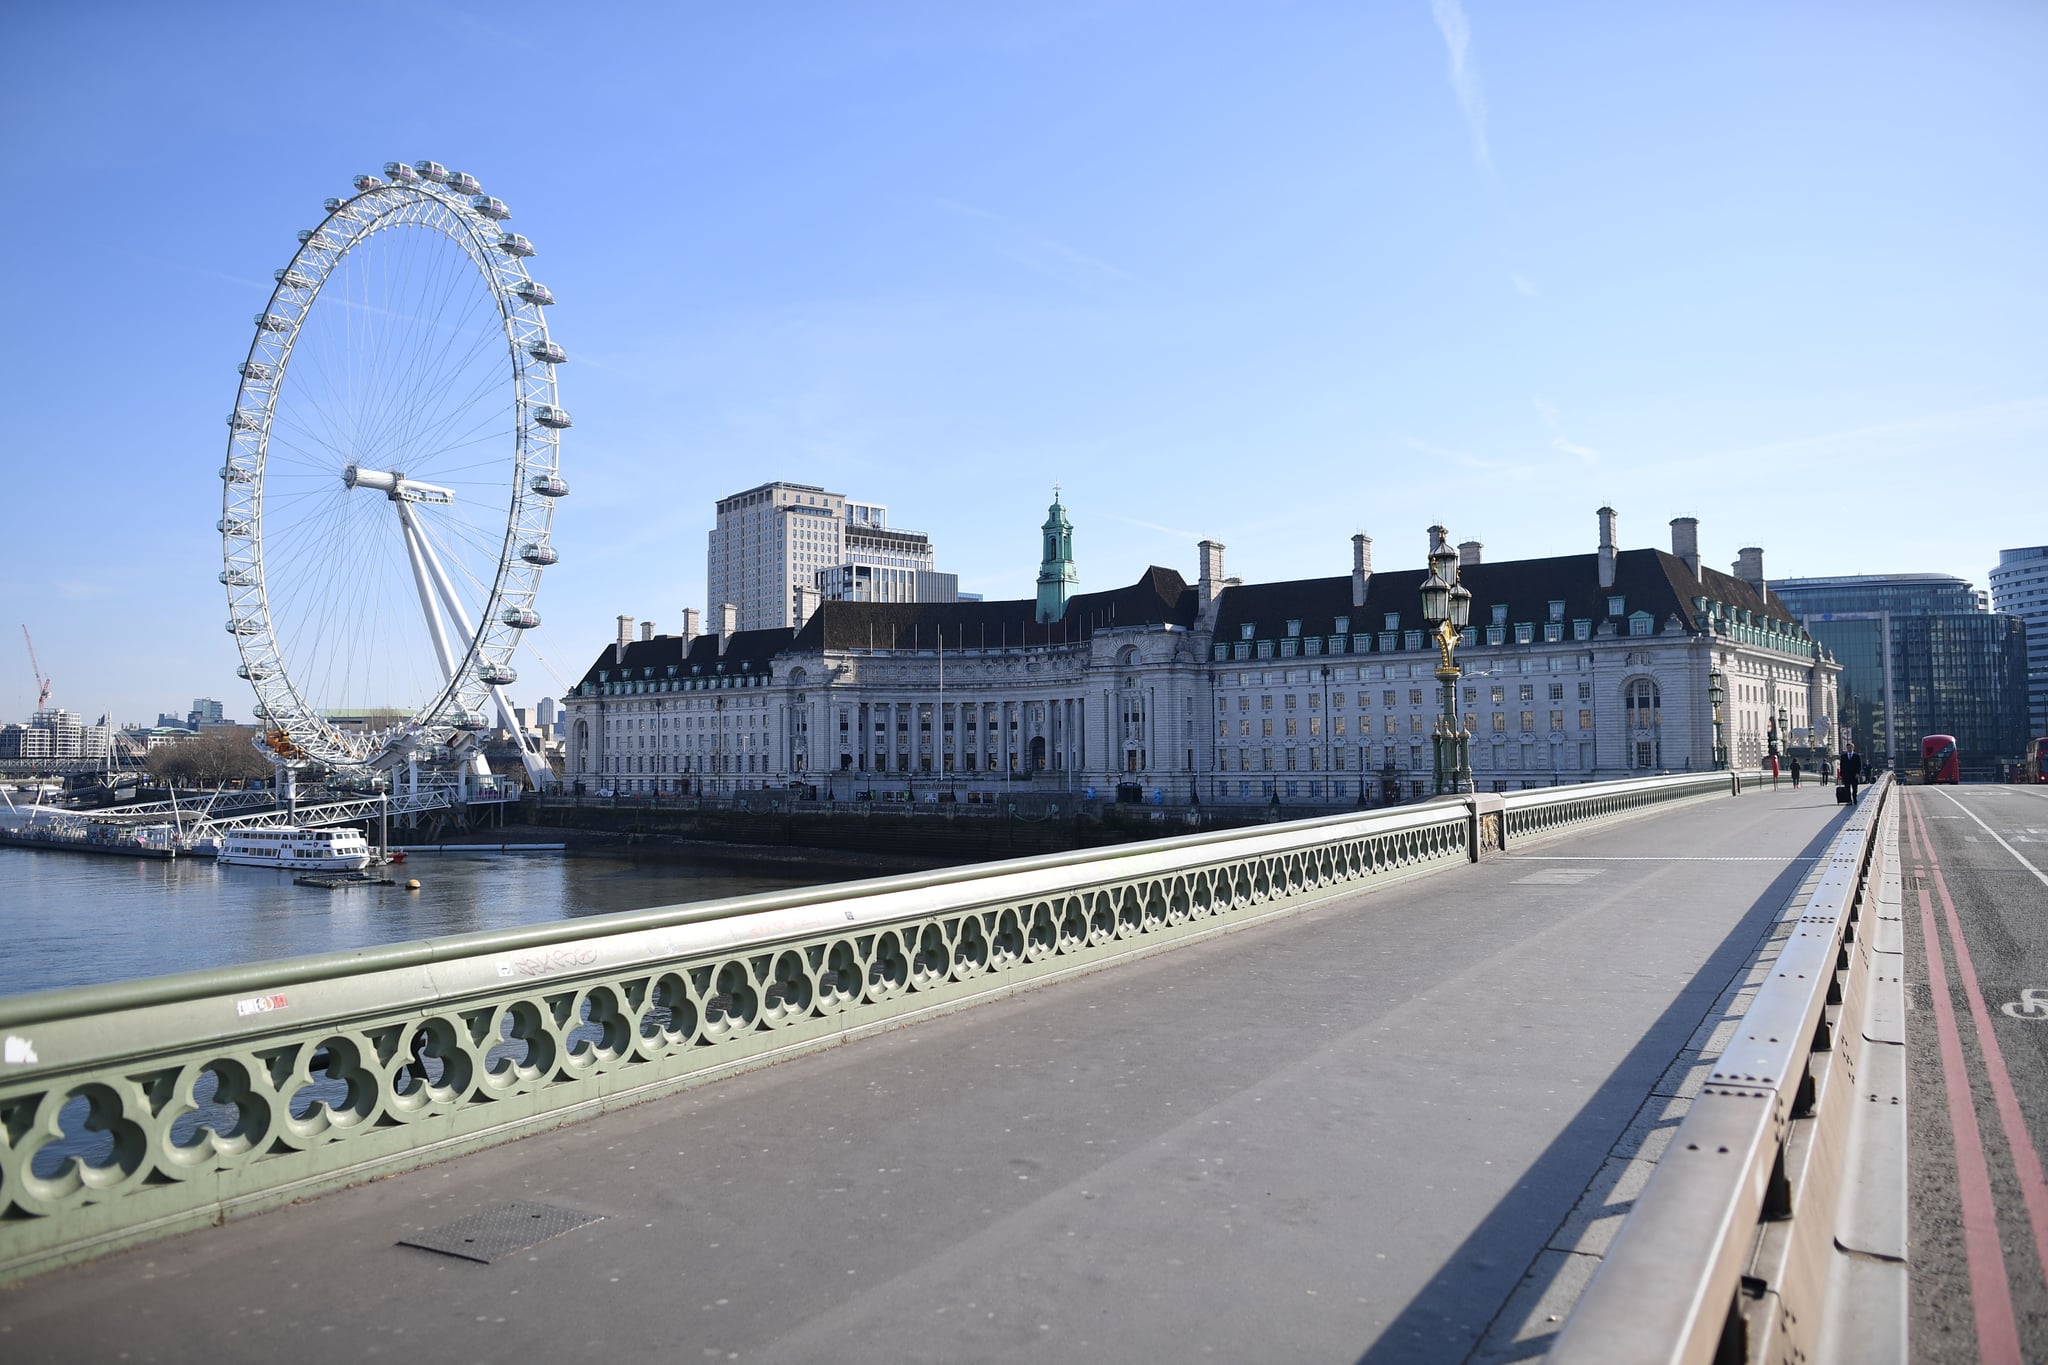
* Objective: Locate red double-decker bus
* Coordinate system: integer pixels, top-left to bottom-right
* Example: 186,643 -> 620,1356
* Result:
1921,734 -> 1959,785
2026,737 -> 2048,783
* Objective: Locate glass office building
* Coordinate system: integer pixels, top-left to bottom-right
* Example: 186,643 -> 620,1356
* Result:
1991,546 -> 2048,737
1774,574 -> 2029,777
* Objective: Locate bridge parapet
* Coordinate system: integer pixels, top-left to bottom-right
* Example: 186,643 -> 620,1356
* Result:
0,770 -> 1744,1284
1551,774 -> 1902,1364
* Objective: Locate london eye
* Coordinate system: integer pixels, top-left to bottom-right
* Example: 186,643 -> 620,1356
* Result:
219,161 -> 566,790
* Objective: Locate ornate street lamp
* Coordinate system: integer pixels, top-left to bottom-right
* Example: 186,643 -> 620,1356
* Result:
1421,526 -> 1474,796
1708,672 -> 1727,770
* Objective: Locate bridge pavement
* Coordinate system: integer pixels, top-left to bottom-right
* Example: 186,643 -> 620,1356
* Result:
0,788 -> 1849,1364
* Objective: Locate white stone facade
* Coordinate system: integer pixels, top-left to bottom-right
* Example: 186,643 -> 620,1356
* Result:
573,510 -> 1839,805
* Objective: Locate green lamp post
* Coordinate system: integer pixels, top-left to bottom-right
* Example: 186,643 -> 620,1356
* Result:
1421,527 -> 1474,796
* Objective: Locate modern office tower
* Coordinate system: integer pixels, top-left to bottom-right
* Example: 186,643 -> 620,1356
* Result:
1991,546 -> 2048,737
1774,572 -> 2030,776
707,481 -> 956,631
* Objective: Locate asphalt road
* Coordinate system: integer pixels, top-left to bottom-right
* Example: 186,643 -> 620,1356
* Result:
0,789 -> 1846,1365
1900,783 -> 2048,1363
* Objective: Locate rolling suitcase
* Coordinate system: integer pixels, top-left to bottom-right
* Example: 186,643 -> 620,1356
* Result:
1835,783 -> 1850,804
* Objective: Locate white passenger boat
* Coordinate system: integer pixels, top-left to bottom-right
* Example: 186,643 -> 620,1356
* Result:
216,826 -> 373,871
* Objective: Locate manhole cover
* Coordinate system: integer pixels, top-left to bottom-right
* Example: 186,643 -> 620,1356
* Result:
399,1200 -> 604,1263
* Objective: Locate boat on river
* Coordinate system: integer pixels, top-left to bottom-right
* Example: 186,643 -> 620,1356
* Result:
0,818 -> 184,859
216,826 -> 374,871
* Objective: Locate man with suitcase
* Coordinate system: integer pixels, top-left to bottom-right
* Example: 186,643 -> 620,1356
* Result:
1839,745 -> 1863,804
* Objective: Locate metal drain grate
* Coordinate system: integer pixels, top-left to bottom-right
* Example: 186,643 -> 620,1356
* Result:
399,1200 -> 604,1263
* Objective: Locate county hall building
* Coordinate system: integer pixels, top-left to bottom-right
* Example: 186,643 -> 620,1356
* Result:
562,499 -> 1839,807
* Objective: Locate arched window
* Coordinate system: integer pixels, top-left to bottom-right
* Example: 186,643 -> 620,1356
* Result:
1624,678 -> 1662,770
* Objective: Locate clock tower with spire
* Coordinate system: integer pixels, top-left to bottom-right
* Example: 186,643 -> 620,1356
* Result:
1035,486 -> 1078,624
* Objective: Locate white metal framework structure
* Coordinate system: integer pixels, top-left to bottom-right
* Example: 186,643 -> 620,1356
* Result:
221,162 -> 566,790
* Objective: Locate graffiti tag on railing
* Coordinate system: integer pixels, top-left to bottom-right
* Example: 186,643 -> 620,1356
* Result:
496,945 -> 600,979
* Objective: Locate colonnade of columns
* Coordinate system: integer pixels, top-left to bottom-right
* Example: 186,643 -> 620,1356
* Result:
836,695 -> 1091,778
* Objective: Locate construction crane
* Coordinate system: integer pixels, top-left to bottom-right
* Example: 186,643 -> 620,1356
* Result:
21,625 -> 50,711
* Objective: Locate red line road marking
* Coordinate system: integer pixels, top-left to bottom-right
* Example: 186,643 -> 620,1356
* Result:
1909,797 -> 2023,1363
1909,794 -> 2048,1291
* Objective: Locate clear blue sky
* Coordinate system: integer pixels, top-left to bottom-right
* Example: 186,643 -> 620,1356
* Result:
3,2 -> 2042,728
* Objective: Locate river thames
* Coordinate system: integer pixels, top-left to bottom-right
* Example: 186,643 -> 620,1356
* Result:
0,845 -> 890,998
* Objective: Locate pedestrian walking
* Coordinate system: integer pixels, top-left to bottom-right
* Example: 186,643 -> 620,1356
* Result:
1769,753 -> 1780,790
1841,745 -> 1863,803
1790,757 -> 1802,788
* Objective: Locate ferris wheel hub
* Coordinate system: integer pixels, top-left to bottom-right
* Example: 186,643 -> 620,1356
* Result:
343,464 -> 454,505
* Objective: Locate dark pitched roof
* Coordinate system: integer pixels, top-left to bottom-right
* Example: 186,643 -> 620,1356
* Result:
1214,549 -> 1802,644
788,566 -> 1197,652
573,626 -> 797,687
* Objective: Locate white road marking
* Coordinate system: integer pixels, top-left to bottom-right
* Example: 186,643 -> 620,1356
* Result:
2002,989 -> 2048,1021
1934,788 -> 2048,889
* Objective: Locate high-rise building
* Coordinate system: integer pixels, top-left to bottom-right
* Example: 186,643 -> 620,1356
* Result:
1990,546 -> 2048,738
707,481 -> 956,631
188,698 -> 225,727
1774,572 -> 2030,776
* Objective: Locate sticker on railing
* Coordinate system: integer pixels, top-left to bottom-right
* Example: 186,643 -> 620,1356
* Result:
235,992 -> 290,1017
3,1034 -> 37,1065
2000,989 -> 2048,1020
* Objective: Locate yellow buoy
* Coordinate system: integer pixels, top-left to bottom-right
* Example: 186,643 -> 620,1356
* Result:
407,879 -> 421,891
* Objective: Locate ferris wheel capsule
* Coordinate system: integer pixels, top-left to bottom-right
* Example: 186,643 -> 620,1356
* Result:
445,171 -> 482,196
477,662 -> 517,686
239,361 -> 273,381
519,541 -> 558,566
472,196 -> 511,220
527,340 -> 566,364
496,232 -> 536,258
515,280 -> 555,306
255,312 -> 290,332
502,607 -> 540,629
530,473 -> 569,497
323,197 -> 346,213
532,406 -> 571,430
297,228 -> 341,248
353,173 -> 385,193
383,161 -> 421,185
274,268 -> 316,289
413,160 -> 450,183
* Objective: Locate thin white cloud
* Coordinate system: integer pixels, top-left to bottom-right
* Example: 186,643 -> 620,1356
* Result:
1533,399 -> 1600,465
1395,432 -> 1513,473
1693,398 -> 2048,468
930,197 -> 1139,287
1099,512 -> 1205,541
1430,0 -> 1492,174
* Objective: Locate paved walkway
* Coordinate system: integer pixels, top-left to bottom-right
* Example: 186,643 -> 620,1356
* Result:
0,788 -> 1850,1364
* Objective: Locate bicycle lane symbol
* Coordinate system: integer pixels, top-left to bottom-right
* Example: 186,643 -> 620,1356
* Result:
2001,988 -> 2048,1020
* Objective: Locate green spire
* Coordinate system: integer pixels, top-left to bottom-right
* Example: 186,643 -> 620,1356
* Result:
1035,486 -> 1077,624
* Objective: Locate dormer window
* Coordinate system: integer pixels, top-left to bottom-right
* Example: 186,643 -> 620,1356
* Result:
1384,613 -> 1401,631
1491,603 -> 1508,627
1608,596 -> 1625,617
1548,600 -> 1565,622
1240,623 -> 1256,640
1334,616 -> 1350,634
1286,620 -> 1301,637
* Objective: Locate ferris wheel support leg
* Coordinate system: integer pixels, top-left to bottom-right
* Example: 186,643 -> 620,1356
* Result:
395,502 -> 462,687
405,507 -> 547,793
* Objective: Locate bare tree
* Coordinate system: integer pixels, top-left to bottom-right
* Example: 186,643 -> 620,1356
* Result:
146,727 -> 273,787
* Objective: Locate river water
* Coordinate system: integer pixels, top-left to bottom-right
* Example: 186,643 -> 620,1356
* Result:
0,845 -> 868,999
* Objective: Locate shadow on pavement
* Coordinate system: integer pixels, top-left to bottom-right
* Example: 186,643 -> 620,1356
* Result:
1355,808 -> 1854,1364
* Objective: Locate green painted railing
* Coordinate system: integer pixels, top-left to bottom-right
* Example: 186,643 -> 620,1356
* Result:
0,771 -> 1742,1282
